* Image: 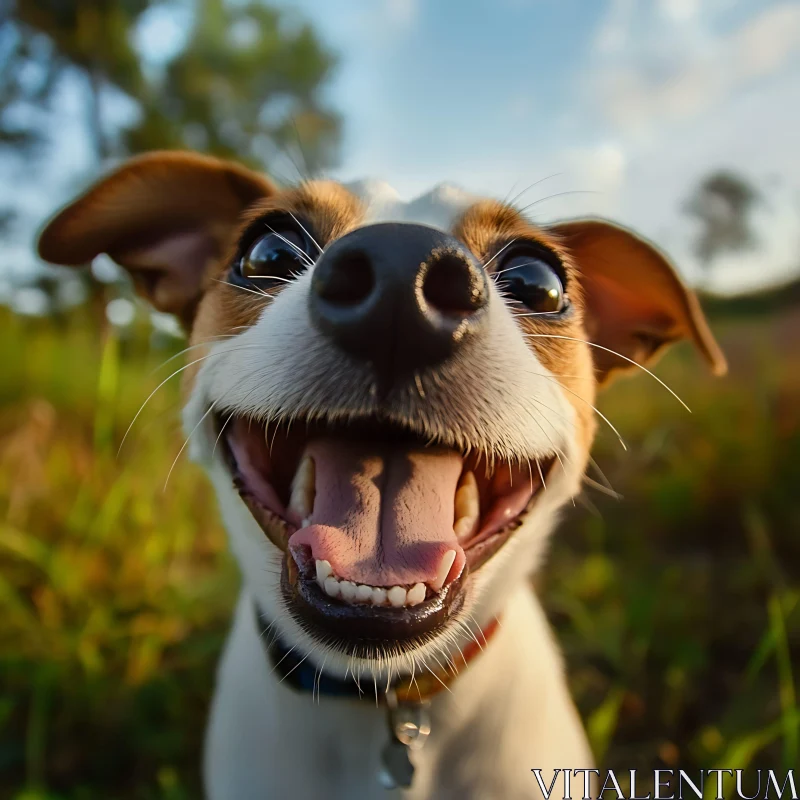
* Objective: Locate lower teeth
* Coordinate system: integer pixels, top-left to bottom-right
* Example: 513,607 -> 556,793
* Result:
314,559 -> 428,608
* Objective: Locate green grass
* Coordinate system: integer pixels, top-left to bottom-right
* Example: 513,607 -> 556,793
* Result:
1,302 -> 798,798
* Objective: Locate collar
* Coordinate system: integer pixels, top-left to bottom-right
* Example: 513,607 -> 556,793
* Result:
255,603 -> 501,703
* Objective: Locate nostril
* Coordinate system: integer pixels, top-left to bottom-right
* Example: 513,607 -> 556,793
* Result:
421,253 -> 487,317
314,251 -> 374,307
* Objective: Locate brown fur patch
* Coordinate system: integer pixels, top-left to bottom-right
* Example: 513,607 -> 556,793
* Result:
190,188 -> 601,456
453,200 -> 598,455
187,181 -> 366,386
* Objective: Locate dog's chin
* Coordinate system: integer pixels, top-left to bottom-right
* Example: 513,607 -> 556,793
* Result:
214,411 -> 556,659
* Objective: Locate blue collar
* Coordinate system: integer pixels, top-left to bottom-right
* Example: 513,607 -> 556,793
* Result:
256,603 -> 367,699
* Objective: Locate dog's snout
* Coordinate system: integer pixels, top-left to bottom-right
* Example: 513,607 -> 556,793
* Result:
310,222 -> 488,380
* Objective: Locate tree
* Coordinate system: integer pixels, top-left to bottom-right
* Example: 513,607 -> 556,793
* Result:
126,0 -> 340,174
683,170 -> 760,269
2,0 -> 340,167
0,0 -> 341,269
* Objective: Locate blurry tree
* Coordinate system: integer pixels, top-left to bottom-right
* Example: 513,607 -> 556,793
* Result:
1,0 -> 340,168
684,170 -> 760,269
0,0 -> 340,314
127,0 -> 340,172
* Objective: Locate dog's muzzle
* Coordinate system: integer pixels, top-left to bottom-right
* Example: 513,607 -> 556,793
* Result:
309,222 -> 489,389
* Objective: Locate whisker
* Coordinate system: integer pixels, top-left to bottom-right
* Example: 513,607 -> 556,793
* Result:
287,211 -> 323,255
118,346 -> 260,456
421,658 -> 453,696
493,259 -> 549,279
164,402 -> 216,491
583,475 -> 622,500
212,412 -> 234,458
263,224 -> 315,266
245,274 -> 296,284
289,116 -> 314,181
527,370 -> 627,452
212,278 -> 274,299
518,331 -> 691,411
267,644 -> 297,677
278,650 -> 313,684
587,455 -> 616,494
482,238 -> 519,270
537,458 -> 547,491
507,173 -> 563,209
314,653 -> 329,704
520,401 -> 572,471
517,190 -> 599,216
149,334 -> 240,377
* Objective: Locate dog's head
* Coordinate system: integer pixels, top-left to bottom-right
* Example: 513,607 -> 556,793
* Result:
39,151 -> 726,681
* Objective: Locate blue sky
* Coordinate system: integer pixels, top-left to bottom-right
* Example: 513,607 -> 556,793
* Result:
270,0 -> 800,293
3,0 -> 799,296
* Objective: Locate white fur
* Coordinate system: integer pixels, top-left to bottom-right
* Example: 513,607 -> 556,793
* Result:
183,184 -> 594,797
346,180 -> 477,229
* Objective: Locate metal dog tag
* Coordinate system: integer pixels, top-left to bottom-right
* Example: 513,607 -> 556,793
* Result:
378,691 -> 431,790
379,737 -> 415,790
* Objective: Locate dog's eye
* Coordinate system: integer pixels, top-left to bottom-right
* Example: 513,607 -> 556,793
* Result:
495,250 -> 566,314
236,226 -> 310,285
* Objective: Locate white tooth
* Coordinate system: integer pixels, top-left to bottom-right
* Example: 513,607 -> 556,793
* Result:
356,585 -> 373,602
324,576 -> 340,598
339,580 -> 357,602
370,587 -> 387,606
387,586 -> 407,607
454,471 -> 480,539
302,517 -> 311,528
406,582 -> 426,606
454,517 -> 478,540
288,455 -> 315,519
434,549 -> 457,590
315,559 -> 333,586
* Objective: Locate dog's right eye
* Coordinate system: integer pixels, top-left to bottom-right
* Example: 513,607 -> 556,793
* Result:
235,224 -> 312,286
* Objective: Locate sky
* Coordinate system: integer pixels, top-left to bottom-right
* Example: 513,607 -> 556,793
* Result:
3,0 -> 799,296
267,0 -> 800,294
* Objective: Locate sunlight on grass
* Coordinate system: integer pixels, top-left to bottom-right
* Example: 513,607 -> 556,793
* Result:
1,305 -> 798,797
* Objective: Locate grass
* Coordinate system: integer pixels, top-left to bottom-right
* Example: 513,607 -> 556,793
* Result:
0,301 -> 798,798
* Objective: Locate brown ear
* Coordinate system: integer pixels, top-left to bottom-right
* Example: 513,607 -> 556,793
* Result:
38,151 -> 275,325
550,219 -> 727,385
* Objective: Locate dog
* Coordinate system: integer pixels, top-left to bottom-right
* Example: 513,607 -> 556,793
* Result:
38,151 -> 727,799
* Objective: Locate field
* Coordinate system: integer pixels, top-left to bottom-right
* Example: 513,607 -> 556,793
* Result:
0,297 -> 798,799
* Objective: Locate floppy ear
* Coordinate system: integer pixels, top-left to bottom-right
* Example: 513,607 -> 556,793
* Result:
38,151 -> 275,326
550,219 -> 727,385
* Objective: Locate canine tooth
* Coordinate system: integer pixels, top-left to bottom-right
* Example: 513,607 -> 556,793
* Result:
324,576 -> 340,598
370,587 -> 387,606
406,582 -> 426,606
288,455 -> 315,519
315,559 -> 333,586
356,584 -> 373,602
387,586 -> 407,607
454,517 -> 478,540
455,470 -> 479,520
339,580 -> 357,602
435,549 -> 457,589
454,471 -> 480,540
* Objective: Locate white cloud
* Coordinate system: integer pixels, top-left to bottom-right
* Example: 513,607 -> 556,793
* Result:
384,0 -> 417,30
593,0 -> 636,55
590,2 -> 800,134
659,0 -> 701,23
564,142 -> 627,216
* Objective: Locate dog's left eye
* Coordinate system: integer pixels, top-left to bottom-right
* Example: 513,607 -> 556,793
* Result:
495,249 -> 566,314
236,225 -> 311,286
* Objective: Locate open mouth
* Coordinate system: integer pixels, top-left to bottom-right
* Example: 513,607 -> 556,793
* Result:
218,413 -> 555,648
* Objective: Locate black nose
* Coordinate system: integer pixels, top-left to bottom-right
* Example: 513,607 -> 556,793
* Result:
309,223 -> 489,381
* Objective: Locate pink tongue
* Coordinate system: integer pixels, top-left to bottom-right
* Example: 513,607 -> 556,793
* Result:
289,439 -> 466,588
